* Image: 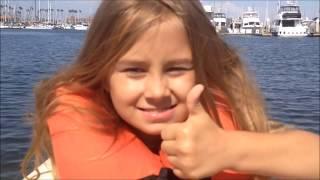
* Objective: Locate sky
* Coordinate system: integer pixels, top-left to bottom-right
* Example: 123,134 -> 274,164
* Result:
4,0 -> 320,20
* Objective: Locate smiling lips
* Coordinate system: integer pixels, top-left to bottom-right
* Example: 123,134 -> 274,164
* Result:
139,105 -> 176,122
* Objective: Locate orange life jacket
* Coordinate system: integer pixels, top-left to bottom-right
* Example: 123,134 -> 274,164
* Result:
48,87 -> 253,179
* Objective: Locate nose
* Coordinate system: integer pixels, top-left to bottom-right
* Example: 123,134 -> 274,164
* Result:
144,75 -> 170,100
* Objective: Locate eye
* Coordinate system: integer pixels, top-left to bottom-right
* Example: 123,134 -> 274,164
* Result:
122,67 -> 146,78
166,66 -> 192,76
123,67 -> 145,73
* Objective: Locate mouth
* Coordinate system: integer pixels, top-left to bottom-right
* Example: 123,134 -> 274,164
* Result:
138,104 -> 177,112
138,104 -> 177,122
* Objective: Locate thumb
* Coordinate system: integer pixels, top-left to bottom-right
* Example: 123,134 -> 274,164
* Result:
186,84 -> 205,115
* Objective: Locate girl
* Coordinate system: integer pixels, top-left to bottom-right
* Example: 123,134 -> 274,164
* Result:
21,0 -> 319,179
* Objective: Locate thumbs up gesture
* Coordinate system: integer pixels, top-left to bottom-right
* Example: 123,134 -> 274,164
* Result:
161,84 -> 231,179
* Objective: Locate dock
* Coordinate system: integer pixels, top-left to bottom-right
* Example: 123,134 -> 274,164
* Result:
307,33 -> 320,37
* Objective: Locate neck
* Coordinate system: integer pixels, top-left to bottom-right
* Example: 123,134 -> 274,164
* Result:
130,127 -> 162,154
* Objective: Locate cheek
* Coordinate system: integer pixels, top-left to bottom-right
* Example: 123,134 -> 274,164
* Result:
170,75 -> 195,122
110,79 -> 143,105
109,78 -> 147,125
170,74 -> 196,98
176,104 -> 189,123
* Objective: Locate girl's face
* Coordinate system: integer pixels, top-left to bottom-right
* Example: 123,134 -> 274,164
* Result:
109,17 -> 195,135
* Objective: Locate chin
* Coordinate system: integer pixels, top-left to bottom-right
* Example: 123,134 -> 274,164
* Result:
142,129 -> 162,136
140,126 -> 163,136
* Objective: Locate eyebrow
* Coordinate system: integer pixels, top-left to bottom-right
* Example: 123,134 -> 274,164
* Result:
116,59 -> 147,66
117,58 -> 193,66
166,58 -> 193,66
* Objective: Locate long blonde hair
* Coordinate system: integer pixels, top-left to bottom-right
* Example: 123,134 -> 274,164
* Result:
21,0 -> 269,179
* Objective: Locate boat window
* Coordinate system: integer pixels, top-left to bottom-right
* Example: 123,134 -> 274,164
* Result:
249,22 -> 254,25
276,20 -> 280,25
256,22 -> 260,25
282,20 -> 295,27
282,13 -> 301,18
221,22 -> 226,26
280,6 -> 300,12
214,13 -> 226,18
244,23 -> 248,26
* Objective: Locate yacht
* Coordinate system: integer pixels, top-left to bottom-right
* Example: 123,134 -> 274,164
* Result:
308,17 -> 320,36
0,22 -> 9,29
24,24 -> 53,30
202,5 -> 214,24
271,0 -> 307,37
213,12 -> 227,33
228,17 -> 242,34
72,24 -> 89,31
240,7 -> 262,34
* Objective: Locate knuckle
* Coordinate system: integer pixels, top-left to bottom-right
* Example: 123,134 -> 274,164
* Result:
178,125 -> 193,138
160,130 -> 166,139
181,140 -> 195,154
181,127 -> 190,135
160,141 -> 167,150
178,157 -> 195,172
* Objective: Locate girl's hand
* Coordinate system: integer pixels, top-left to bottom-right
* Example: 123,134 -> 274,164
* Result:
161,84 -> 233,179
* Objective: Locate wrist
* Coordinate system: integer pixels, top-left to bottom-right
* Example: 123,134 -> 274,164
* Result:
223,130 -> 256,172
218,130 -> 243,171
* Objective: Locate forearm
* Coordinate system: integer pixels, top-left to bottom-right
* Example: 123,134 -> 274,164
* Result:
227,130 -> 319,178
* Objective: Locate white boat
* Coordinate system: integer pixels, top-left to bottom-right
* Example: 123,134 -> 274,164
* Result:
213,12 -> 227,33
0,22 -> 10,29
228,17 -> 242,34
271,0 -> 307,37
0,24 -> 10,29
24,24 -> 54,30
308,17 -> 320,36
63,24 -> 73,30
202,5 -> 214,25
240,7 -> 262,35
72,24 -> 89,31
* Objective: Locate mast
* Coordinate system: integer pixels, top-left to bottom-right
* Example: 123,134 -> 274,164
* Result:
47,0 -> 50,24
265,0 -> 270,32
265,0 -> 269,23
266,0 -> 268,22
38,0 -> 41,22
4,0 -> 7,23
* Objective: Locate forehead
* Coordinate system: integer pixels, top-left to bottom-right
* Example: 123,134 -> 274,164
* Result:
118,17 -> 192,64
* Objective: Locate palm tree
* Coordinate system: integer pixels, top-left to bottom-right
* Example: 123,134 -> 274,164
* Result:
18,6 -> 23,22
29,6 -> 34,22
78,9 -> 82,24
68,9 -> 77,24
26,8 -> 31,22
8,6 -> 14,23
60,9 -> 64,24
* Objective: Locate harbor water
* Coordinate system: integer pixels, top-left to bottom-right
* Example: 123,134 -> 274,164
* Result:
1,29 -> 319,179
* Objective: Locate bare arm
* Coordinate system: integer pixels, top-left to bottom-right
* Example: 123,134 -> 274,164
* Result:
227,129 -> 320,178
